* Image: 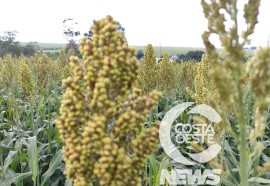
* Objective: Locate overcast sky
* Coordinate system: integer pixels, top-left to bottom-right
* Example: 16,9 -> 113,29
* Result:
0,0 -> 269,47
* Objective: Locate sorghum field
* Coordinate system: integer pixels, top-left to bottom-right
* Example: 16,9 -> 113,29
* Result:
0,0 -> 269,186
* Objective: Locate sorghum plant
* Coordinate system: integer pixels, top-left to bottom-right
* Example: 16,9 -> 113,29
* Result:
137,44 -> 159,93
187,54 -> 221,107
56,16 -> 162,186
0,54 -> 17,89
19,60 -> 35,96
201,0 -> 269,185
158,52 -> 176,93
173,60 -> 197,91
34,54 -> 52,91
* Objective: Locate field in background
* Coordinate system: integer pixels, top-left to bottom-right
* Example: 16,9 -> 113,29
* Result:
132,46 -> 205,56
20,42 -> 256,57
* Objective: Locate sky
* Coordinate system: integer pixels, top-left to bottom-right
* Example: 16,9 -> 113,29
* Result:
0,0 -> 269,47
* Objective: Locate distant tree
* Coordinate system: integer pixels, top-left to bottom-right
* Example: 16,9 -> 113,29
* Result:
117,23 -> 125,33
0,31 -> 22,57
177,50 -> 204,62
250,46 -> 257,50
186,50 -> 204,61
62,18 -> 126,55
136,49 -> 144,60
0,31 -> 17,42
22,42 -> 39,56
62,18 -> 81,55
83,30 -> 93,39
83,22 -> 124,40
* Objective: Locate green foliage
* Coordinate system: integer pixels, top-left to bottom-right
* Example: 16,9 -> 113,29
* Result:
0,81 -> 65,186
0,32 -> 39,57
177,50 -> 205,61
0,31 -> 22,57
136,49 -> 144,60
22,42 -> 40,57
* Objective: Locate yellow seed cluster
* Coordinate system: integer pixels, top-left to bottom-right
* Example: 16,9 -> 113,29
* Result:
247,47 -> 270,142
0,52 -> 71,93
186,54 -> 221,107
137,44 -> 159,93
58,49 -> 69,68
51,62 -> 62,84
173,60 -> 197,90
67,48 -> 75,58
186,54 -> 209,104
1,64 -> 13,88
258,162 -> 270,174
55,16 -> 162,186
62,65 -> 73,80
158,52 -> 176,93
8,92 -> 19,121
34,54 -> 52,91
0,54 -> 17,89
50,50 -> 73,85
247,48 -> 270,103
137,48 -> 198,95
18,60 -> 35,96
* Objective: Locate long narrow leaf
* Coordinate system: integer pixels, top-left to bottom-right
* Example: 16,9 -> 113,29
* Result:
27,136 -> 39,182
65,179 -> 73,186
249,177 -> 270,184
0,172 -> 31,186
154,158 -> 170,186
3,151 -> 17,173
40,150 -> 63,186
148,155 -> 158,186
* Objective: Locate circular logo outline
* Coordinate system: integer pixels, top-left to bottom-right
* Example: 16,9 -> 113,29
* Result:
159,102 -> 222,165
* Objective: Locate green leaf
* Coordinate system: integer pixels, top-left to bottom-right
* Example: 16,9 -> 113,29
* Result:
65,178 -> 73,186
3,151 -> 17,173
0,172 -> 31,186
148,155 -> 158,186
154,158 -> 170,186
40,150 -> 63,186
248,177 -> 270,184
27,136 -> 39,182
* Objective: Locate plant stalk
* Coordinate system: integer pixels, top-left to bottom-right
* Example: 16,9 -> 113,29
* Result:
236,65 -> 248,186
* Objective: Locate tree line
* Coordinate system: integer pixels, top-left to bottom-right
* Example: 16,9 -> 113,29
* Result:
0,31 -> 39,57
136,49 -> 204,62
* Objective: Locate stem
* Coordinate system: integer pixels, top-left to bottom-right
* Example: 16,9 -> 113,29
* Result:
236,66 -> 248,186
0,140 -> 4,179
231,0 -> 249,184
149,158 -> 152,186
37,174 -> 40,186
93,179 -> 100,186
